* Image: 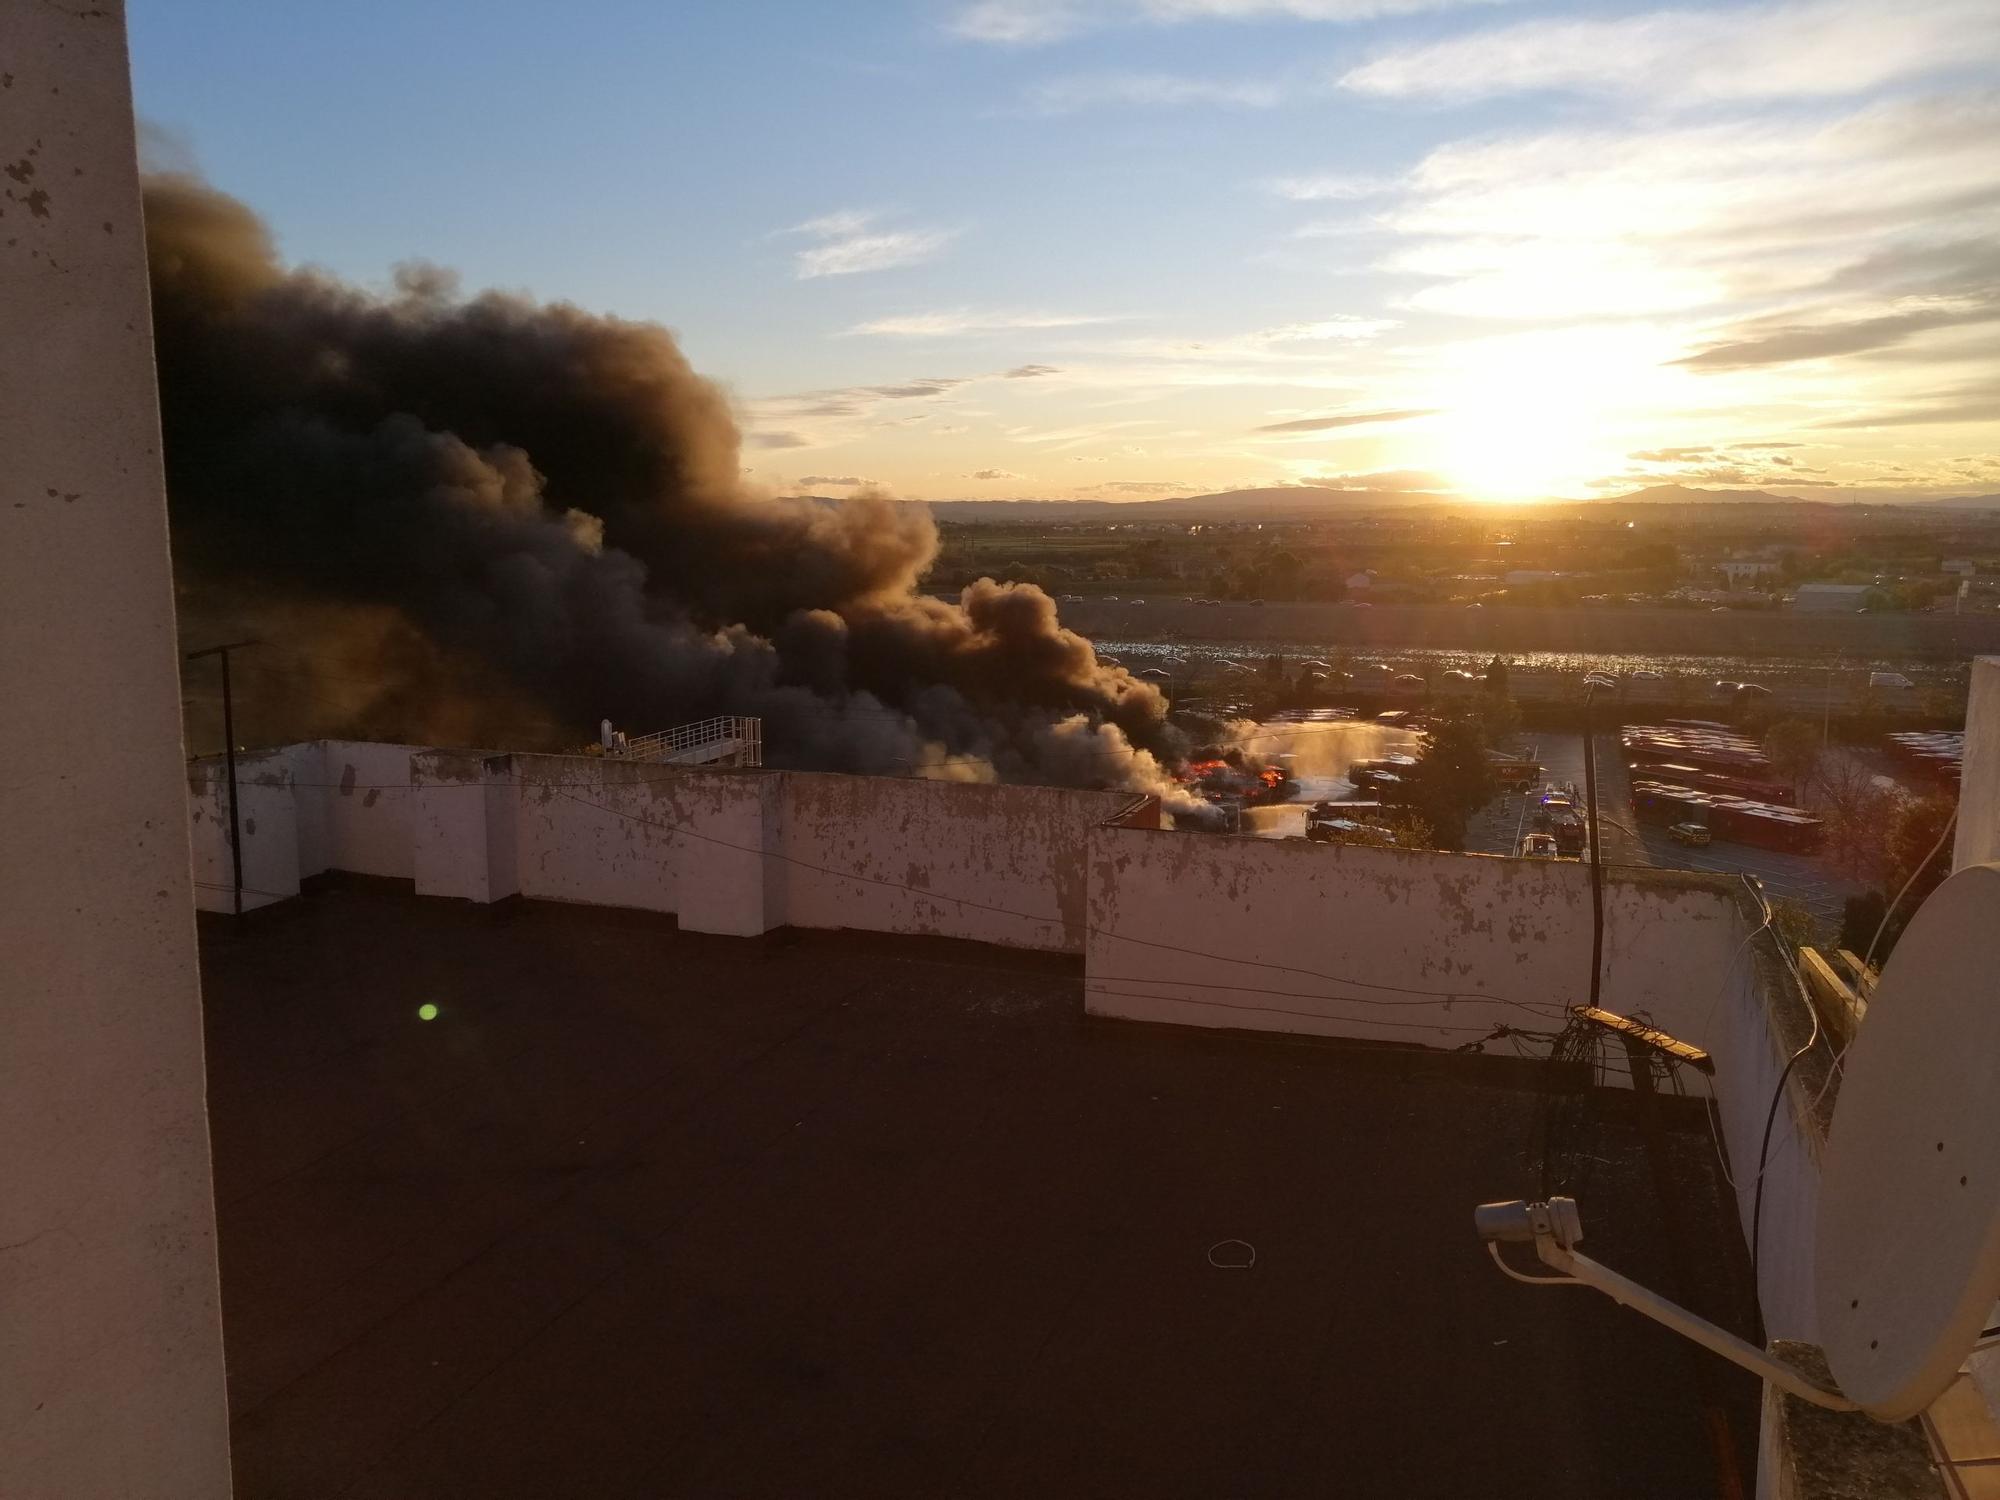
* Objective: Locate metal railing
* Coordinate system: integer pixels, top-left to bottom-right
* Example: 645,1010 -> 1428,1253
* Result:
614,715 -> 763,768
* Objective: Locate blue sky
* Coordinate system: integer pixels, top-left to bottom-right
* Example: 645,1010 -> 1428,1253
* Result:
132,0 -> 2000,502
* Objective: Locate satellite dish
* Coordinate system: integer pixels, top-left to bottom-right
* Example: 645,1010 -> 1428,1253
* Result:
1814,860 -> 2000,1419
1475,860 -> 2000,1421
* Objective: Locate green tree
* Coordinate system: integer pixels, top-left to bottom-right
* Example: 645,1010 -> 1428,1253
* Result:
1884,794 -> 1958,914
1475,690 -> 1522,746
1763,719 -> 1823,796
1403,717 -> 1497,850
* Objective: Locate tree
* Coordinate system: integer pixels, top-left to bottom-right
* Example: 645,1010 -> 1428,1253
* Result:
1484,655 -> 1510,694
1812,755 -> 1897,885
1763,719 -> 1823,796
1402,717 -> 1497,850
1475,690 -> 1521,746
1883,793 -> 1958,914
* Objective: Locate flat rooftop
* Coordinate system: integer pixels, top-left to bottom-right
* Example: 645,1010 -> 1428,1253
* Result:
203,878 -> 1756,1498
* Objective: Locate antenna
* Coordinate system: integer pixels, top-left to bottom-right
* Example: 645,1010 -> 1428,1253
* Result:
1475,861 -> 2000,1421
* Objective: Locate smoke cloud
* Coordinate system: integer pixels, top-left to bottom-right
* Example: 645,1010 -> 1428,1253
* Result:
148,176 -> 1191,797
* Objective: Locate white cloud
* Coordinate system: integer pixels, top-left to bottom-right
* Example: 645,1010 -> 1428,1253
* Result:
951,0 -> 1089,43
1251,316 -> 1399,342
967,467 -> 1025,479
845,309 -> 1122,337
1262,173 -> 1395,201
1028,72 -> 1283,112
783,210 -> 957,279
1361,94 -> 2000,322
952,0 -> 1512,46
784,209 -> 874,239
1340,0 -> 2000,104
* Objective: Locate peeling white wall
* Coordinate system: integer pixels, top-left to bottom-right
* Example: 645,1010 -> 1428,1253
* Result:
1083,825 -> 1744,1048
187,752 -> 302,913
317,739 -> 420,879
0,4 -> 233,1490
782,774 -> 1140,951
509,753 -> 697,914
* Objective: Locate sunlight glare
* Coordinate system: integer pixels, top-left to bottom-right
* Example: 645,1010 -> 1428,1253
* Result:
1424,327 -> 1681,502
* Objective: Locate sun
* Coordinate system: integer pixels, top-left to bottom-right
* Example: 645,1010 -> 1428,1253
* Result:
1421,327 -> 1681,502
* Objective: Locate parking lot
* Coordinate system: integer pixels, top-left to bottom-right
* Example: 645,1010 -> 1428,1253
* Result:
1462,733 -> 1863,934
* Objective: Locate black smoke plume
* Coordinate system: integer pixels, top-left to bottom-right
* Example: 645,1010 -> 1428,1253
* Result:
149,176 -> 1192,795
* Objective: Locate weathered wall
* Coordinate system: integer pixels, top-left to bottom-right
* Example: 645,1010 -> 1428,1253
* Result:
782,775 -> 1142,951
1083,828 -> 1743,1047
1956,656 -> 2000,873
187,752 -> 301,913
317,739 -> 420,880
505,753 -> 787,935
0,4 -> 234,1491
411,750 -> 519,905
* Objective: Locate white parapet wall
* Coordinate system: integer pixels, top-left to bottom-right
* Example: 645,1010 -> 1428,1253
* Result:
1957,655 -> 2000,874
781,773 -> 1144,951
214,744 -> 1143,950
1083,817 -> 1746,1046
187,751 -> 302,912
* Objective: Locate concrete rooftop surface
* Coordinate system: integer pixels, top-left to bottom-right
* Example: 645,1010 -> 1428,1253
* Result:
204,877 -> 1757,1498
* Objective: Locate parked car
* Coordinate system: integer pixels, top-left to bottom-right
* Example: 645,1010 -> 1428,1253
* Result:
1520,832 -> 1560,859
1583,673 -> 1618,691
1736,683 -> 1773,699
1669,822 -> 1713,847
1712,679 -> 1742,695
1630,668 -> 1664,681
1390,672 -> 1426,693
1869,671 -> 1915,690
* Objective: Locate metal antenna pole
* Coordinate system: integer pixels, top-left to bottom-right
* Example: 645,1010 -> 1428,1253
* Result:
1582,684 -> 1605,1011
187,640 -> 259,916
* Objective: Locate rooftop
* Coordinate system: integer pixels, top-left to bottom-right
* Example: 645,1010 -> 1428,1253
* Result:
207,877 -> 1756,1499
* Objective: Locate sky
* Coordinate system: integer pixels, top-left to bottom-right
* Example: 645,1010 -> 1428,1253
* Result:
130,0 -> 2000,504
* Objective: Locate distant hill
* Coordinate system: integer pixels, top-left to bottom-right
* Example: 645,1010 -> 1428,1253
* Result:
927,485 -> 1443,522
880,480 -> 2000,521
1601,483 -> 1801,506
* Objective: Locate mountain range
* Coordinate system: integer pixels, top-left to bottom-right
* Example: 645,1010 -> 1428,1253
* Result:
907,482 -> 2000,520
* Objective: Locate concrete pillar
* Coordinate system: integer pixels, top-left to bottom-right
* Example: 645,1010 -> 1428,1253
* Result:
412,751 -> 522,903
674,775 -> 783,937
0,3 -> 234,1494
1955,657 -> 2000,874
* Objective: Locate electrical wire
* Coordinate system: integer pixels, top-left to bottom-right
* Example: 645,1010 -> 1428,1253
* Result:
1746,876 -> 1820,1287
1487,1241 -> 1586,1287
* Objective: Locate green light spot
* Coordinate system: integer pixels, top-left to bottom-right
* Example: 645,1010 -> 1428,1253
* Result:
417,1003 -> 439,1021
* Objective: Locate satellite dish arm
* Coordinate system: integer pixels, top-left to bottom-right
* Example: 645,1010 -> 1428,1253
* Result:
1479,1199 -> 1859,1413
